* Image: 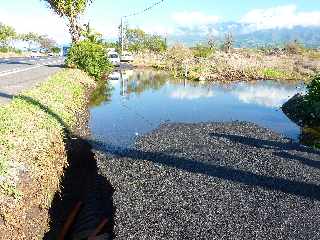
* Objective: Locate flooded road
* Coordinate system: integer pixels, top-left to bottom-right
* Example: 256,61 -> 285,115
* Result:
89,69 -> 310,150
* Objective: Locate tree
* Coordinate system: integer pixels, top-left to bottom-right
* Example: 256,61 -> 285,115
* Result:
146,35 -> 167,53
21,32 -> 41,50
82,23 -> 103,44
0,23 -> 16,47
207,31 -> 216,50
223,32 -> 234,53
42,0 -> 93,43
125,28 -> 167,53
39,35 -> 57,50
126,28 -> 147,52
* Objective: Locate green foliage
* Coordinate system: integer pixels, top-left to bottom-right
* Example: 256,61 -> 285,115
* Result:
306,74 -> 320,104
192,44 -> 215,58
145,35 -> 167,53
0,47 -> 21,54
42,0 -> 93,42
66,39 -> 112,80
0,23 -> 16,47
126,28 -> 167,53
262,68 -> 287,79
51,46 -> 61,54
20,32 -> 41,50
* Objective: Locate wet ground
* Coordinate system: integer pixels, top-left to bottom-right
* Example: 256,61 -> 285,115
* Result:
88,69 -> 320,239
97,122 -> 320,239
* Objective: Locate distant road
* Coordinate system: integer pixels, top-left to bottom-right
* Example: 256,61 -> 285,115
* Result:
0,56 -> 64,104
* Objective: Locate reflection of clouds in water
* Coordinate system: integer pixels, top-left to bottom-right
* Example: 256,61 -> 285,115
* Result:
171,87 -> 214,100
232,83 -> 301,108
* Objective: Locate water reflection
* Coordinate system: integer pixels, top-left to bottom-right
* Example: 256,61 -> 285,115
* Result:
89,80 -> 113,107
89,70 -> 319,149
170,87 -> 214,100
232,82 -> 305,108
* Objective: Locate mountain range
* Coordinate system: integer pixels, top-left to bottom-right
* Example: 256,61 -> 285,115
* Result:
168,22 -> 320,48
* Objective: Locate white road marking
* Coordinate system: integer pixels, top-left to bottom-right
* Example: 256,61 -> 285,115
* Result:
0,65 -> 42,77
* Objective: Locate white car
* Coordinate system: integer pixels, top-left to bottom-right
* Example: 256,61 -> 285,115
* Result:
121,51 -> 134,62
108,52 -> 120,66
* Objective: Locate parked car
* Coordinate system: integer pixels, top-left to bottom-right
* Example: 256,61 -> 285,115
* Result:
108,52 -> 121,66
121,51 -> 134,62
30,50 -> 39,58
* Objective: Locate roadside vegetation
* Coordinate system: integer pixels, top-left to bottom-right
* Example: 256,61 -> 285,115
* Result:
0,69 -> 96,239
133,37 -> 320,82
0,22 -> 60,57
66,38 -> 113,80
125,28 -> 167,53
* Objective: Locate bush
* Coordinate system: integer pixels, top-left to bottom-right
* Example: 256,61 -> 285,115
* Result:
284,40 -> 304,55
307,74 -> 320,103
192,44 -> 215,58
262,68 -> 287,79
0,47 -> 21,54
165,44 -> 194,76
66,39 -> 112,80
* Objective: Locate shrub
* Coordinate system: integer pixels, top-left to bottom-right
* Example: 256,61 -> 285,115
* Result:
192,44 -> 215,58
284,40 -> 304,55
307,74 -> 320,103
262,68 -> 287,79
165,44 -> 194,76
66,39 -> 112,80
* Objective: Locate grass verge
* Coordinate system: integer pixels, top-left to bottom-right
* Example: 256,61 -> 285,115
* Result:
0,69 -> 95,239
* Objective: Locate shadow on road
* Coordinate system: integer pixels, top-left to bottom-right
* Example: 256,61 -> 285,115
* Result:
0,92 -> 14,100
92,133 -> 320,201
6,61 -> 34,65
210,133 -> 320,169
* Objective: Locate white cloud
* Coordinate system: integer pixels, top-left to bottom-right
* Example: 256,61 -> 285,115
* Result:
232,83 -> 301,108
0,9 -> 70,44
170,87 -> 214,100
240,5 -> 320,30
172,11 -> 220,27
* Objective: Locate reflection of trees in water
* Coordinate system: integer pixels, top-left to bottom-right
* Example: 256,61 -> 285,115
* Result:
89,80 -> 114,107
126,71 -> 169,95
126,70 -> 215,96
300,127 -> 320,149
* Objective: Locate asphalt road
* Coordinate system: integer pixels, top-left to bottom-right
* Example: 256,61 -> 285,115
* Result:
0,56 -> 64,104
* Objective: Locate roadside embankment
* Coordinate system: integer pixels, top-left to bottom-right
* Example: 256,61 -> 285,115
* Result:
133,46 -> 320,81
0,69 -> 96,239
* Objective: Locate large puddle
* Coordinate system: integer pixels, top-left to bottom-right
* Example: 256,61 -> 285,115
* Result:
89,69 -> 312,150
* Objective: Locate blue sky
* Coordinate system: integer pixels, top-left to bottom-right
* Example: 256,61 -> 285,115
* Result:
1,0 -> 320,43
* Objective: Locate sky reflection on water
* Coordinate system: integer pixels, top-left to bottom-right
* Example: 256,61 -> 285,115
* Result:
90,70 -> 306,149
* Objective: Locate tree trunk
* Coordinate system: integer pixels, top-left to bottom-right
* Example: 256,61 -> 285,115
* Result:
68,17 -> 82,43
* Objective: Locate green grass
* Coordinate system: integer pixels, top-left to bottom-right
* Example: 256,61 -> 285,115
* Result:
0,69 -> 95,200
262,68 -> 288,79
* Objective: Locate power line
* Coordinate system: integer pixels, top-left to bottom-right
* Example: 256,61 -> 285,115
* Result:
123,0 -> 165,18
120,0 -> 165,53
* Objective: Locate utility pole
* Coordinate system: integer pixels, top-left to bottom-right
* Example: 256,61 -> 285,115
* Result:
120,0 -> 165,54
120,17 -> 126,54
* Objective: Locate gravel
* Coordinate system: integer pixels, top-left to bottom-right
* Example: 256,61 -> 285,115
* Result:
96,122 -> 320,240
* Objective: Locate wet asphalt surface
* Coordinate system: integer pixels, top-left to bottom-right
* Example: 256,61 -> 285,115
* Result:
96,122 -> 320,240
0,56 -> 64,104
